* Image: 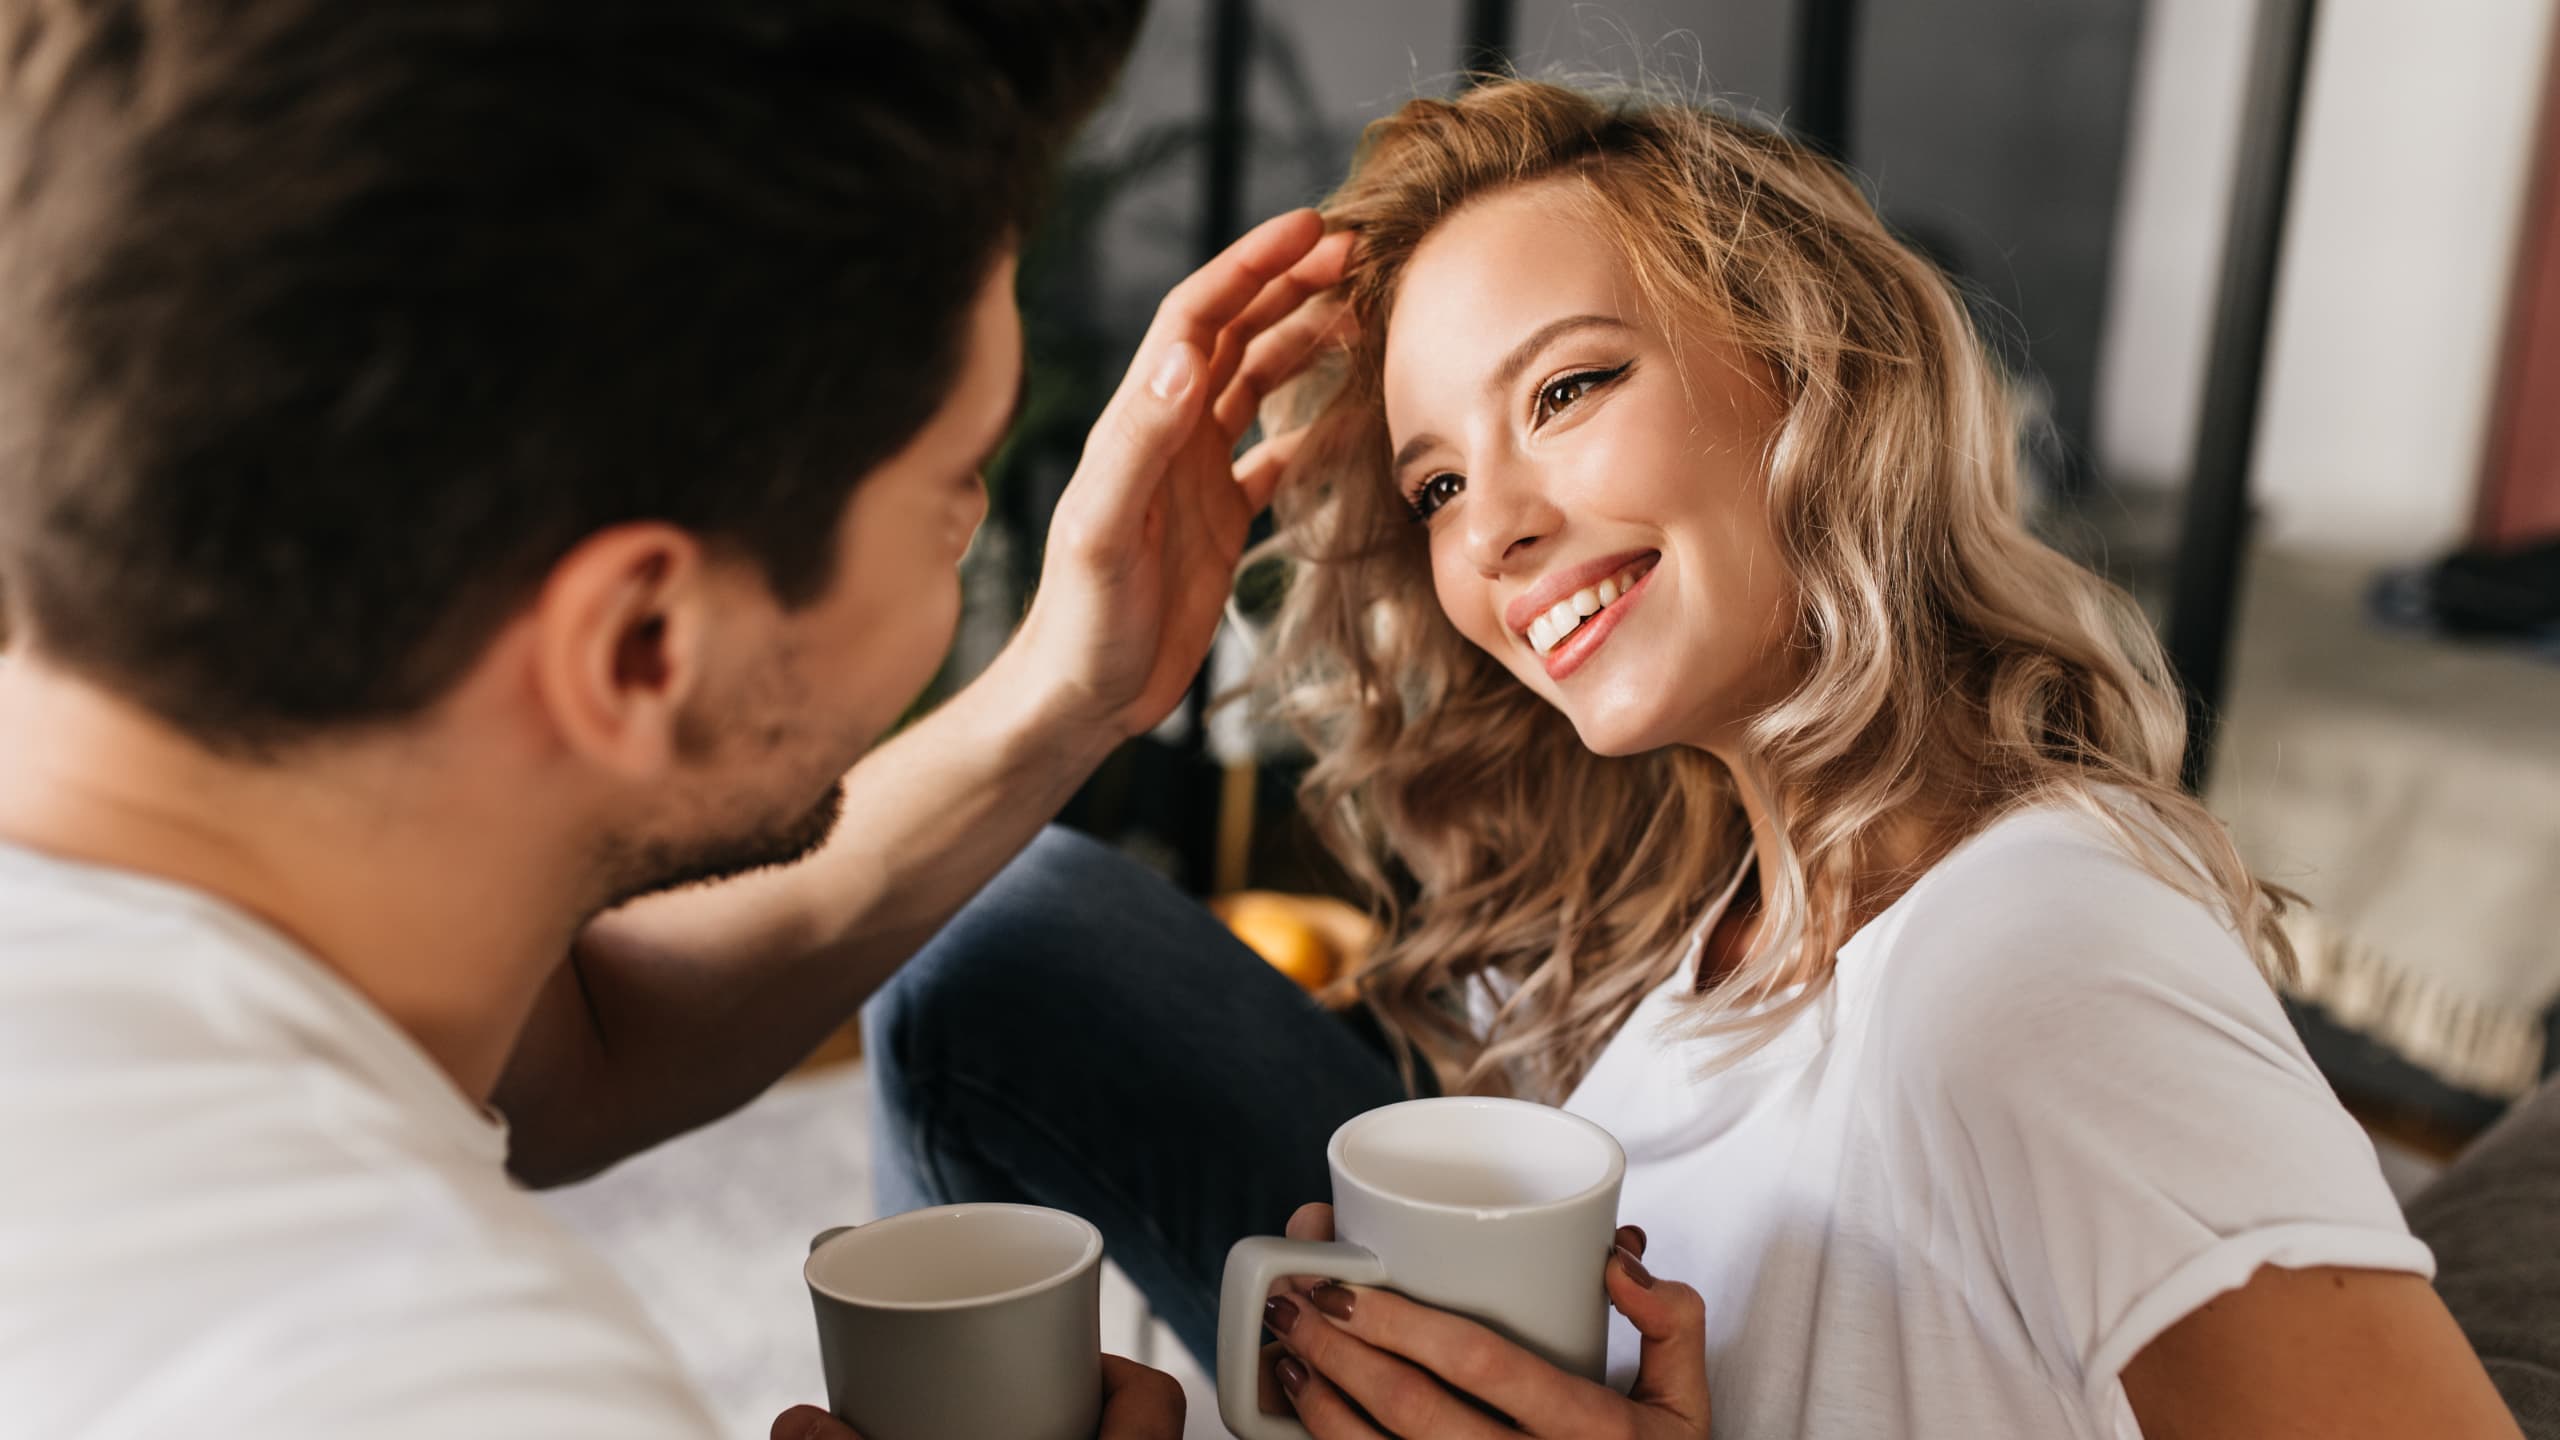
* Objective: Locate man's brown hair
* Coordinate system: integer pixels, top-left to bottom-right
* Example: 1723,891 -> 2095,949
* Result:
0,0 -> 1142,752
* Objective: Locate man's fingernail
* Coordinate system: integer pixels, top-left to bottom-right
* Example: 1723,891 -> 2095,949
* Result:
1276,1356 -> 1310,1395
1264,1294 -> 1298,1336
1310,1282 -> 1356,1320
1149,342 -> 1196,399
1614,1244 -> 1655,1288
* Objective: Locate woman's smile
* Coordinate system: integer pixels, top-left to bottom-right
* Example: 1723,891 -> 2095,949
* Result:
1528,553 -> 1660,681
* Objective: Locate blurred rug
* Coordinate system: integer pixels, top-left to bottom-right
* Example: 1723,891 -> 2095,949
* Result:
2211,548 -> 2560,1103
539,1066 -> 875,1435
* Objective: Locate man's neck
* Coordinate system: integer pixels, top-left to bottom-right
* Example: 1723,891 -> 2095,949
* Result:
0,658 -> 585,1100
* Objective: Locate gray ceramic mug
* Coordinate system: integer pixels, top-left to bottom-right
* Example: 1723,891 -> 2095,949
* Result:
1215,1097 -> 1627,1440
805,1203 -> 1103,1440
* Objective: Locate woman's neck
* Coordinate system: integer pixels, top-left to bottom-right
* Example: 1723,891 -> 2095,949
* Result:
1705,751 -> 1955,985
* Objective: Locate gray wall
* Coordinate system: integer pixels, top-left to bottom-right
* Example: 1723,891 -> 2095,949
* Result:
1520,0 -> 2145,491
1854,0 -> 2145,490
1046,0 -> 2146,494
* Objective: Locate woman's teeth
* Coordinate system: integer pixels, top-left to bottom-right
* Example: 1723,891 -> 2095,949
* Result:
1527,561 -> 1653,655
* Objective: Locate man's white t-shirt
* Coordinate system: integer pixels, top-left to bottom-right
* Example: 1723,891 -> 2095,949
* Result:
0,842 -> 722,1439
1564,804 -> 2432,1440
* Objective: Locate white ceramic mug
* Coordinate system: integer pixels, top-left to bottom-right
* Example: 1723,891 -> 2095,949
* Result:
805,1203 -> 1103,1440
1215,1097 -> 1627,1440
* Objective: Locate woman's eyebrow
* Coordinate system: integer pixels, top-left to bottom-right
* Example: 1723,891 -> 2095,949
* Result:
1391,313 -> 1630,477
1489,313 -> 1628,394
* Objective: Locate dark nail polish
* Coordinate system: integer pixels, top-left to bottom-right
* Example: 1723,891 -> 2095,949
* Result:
1310,1282 -> 1357,1320
1264,1294 -> 1298,1336
1614,1243 -> 1655,1288
1276,1355 -> 1310,1395
1617,1224 -> 1648,1256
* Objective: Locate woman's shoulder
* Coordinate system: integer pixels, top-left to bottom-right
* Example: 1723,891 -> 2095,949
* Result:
1862,799 -> 2247,970
1846,799 -> 2289,1082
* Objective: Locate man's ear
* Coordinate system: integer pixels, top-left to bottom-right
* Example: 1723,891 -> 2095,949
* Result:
525,523 -> 712,779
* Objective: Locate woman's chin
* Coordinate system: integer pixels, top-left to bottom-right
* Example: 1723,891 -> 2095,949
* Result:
1567,710 -> 1675,759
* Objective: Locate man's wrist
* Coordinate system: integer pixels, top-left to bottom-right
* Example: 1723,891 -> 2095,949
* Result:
964,641 -> 1128,787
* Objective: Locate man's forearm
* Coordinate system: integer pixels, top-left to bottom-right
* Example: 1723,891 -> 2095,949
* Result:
495,649 -> 1124,1186
494,204 -> 1344,1186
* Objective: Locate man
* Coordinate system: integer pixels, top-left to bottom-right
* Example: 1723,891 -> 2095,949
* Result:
0,2 -> 1347,1435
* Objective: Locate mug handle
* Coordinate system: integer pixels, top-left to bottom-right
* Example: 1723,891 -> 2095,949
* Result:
1216,1237 -> 1393,1440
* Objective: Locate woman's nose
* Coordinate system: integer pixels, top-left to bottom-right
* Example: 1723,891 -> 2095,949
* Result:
1456,462 -> 1565,573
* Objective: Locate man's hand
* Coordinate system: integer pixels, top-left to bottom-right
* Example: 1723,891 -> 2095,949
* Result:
1261,1203 -> 1712,1439
771,1354 -> 1186,1440
494,211 -> 1349,1190
996,207 -> 1352,748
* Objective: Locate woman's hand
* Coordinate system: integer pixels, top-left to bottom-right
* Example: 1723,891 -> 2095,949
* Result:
1264,1203 -> 1711,1438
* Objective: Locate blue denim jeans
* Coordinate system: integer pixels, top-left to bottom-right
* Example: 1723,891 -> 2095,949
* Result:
862,827 -> 1420,1368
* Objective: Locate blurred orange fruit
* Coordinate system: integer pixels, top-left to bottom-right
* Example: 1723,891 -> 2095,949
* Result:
1214,891 -> 1338,991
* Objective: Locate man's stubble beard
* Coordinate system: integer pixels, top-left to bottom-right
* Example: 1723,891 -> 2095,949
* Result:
600,775 -> 848,911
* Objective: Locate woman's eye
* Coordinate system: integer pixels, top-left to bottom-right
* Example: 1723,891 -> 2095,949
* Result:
1533,363 -> 1630,425
1405,471 -> 1465,522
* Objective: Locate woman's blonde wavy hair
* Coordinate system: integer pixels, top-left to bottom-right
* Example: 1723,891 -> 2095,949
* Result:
1253,77 -> 2293,1102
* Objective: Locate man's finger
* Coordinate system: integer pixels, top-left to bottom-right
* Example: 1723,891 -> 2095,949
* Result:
1098,1353 -> 1187,1440
1213,295 -> 1353,441
1200,230 -> 1355,404
1232,423 -> 1312,514
768,1403 -> 857,1440
1048,329 -> 1214,572
1608,1249 -> 1712,1425
1059,212 -> 1335,557
1143,209 -> 1328,365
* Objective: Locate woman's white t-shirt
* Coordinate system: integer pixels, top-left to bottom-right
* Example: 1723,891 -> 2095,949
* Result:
1562,804 -> 2431,1440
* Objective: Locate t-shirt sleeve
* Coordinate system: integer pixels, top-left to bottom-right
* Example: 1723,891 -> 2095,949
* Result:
1874,822 -> 2434,1423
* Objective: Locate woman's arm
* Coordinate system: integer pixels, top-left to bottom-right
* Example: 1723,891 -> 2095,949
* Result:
2124,1265 -> 2521,1440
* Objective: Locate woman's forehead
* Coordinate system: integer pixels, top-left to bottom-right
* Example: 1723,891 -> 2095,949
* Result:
1381,187 -> 1641,406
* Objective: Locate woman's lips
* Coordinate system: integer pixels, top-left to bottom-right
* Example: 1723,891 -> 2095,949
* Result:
1524,554 -> 1658,656
1504,549 -> 1660,638
1542,560 -> 1657,682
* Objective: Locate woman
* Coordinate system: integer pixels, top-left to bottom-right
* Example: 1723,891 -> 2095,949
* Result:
865,79 -> 2521,1438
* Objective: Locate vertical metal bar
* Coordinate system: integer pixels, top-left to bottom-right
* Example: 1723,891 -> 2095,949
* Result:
2167,0 -> 2321,792
1459,0 -> 1516,82
1792,0 -> 1862,160
1176,0 -> 1256,894
1200,0 -> 1253,261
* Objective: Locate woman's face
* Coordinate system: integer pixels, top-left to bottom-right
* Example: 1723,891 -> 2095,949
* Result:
1380,179 -> 1800,757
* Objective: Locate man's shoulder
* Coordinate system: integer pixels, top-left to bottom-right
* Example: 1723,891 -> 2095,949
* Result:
0,847 -> 722,1439
0,1072 -> 718,1439
1,1271 -> 722,1439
